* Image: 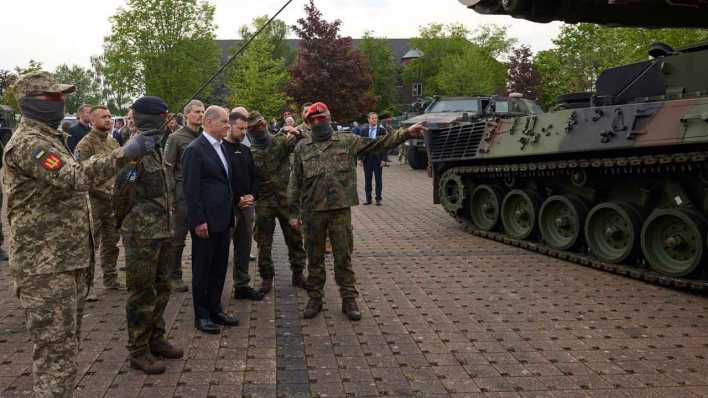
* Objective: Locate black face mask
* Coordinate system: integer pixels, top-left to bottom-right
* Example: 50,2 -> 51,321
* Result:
19,97 -> 65,129
311,123 -> 332,142
249,127 -> 271,147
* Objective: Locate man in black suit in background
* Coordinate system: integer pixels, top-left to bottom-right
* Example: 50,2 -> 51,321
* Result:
356,112 -> 389,206
182,106 -> 239,334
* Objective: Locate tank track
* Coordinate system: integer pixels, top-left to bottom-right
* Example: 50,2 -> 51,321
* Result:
441,150 -> 708,292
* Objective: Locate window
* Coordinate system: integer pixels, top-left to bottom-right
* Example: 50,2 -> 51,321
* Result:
412,82 -> 423,98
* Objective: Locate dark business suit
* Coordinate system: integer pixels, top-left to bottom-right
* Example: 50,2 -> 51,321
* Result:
356,124 -> 388,203
182,134 -> 234,321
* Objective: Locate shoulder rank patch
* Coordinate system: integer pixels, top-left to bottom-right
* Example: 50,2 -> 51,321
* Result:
32,147 -> 64,171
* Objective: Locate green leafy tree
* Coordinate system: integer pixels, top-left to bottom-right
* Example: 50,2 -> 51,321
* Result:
534,24 -> 708,108
102,0 -> 221,111
53,64 -> 101,115
239,16 -> 296,67
402,23 -> 513,97
227,16 -> 292,120
358,32 -> 400,114
433,45 -> 507,96
90,55 -> 133,115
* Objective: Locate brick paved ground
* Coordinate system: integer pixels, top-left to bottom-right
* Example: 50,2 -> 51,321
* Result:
1,162 -> 708,397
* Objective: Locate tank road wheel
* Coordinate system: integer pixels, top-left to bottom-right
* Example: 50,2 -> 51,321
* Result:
539,195 -> 588,250
641,209 -> 706,277
470,185 -> 503,231
439,172 -> 467,215
584,202 -> 642,264
501,190 -> 542,240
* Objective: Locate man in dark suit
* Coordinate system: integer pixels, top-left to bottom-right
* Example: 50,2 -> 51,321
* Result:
182,105 -> 238,334
356,112 -> 388,206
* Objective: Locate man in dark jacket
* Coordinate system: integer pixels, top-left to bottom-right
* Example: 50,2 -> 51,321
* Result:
224,109 -> 263,300
182,105 -> 239,335
355,112 -> 388,205
67,104 -> 92,152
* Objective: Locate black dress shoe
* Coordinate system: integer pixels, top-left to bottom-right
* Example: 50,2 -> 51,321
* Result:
234,286 -> 265,301
195,318 -> 220,334
376,200 -> 381,206
363,201 -> 372,205
211,312 -> 240,326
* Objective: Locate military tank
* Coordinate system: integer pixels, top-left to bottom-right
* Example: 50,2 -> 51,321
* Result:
431,1 -> 708,290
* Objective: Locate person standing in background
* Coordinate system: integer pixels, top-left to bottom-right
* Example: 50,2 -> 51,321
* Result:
163,100 -> 205,293
356,112 -> 387,206
67,104 -> 92,153
74,105 -> 123,293
224,109 -> 263,300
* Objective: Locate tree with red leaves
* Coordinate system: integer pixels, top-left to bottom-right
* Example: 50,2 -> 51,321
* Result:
288,0 -> 375,122
507,45 -> 540,100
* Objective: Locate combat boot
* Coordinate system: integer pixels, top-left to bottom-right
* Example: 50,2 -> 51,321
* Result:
150,339 -> 184,359
130,352 -> 166,375
341,298 -> 362,321
259,278 -> 273,295
303,298 -> 323,319
292,272 -> 305,288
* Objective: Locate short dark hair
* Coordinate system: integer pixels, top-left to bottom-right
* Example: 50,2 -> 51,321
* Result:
368,112 -> 378,118
78,104 -> 92,113
229,111 -> 248,123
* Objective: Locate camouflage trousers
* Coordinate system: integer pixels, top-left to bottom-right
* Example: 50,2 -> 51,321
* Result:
90,198 -> 120,285
168,199 -> 188,281
254,205 -> 306,280
15,268 -> 89,398
303,208 -> 358,299
123,236 -> 172,357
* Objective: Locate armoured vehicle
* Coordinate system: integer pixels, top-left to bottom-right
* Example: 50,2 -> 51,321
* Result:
430,1 -> 708,290
403,95 -> 541,169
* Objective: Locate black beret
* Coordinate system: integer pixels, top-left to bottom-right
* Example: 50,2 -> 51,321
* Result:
132,96 -> 168,115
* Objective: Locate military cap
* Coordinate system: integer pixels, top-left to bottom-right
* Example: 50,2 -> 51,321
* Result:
247,111 -> 266,128
13,71 -> 76,99
131,96 -> 168,115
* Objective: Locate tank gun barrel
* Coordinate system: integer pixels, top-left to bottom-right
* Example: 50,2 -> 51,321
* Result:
459,0 -> 708,28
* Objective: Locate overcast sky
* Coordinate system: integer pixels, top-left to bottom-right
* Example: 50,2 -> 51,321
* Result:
0,0 -> 562,71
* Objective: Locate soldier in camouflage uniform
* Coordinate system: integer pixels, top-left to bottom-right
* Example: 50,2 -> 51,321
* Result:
115,96 -> 183,375
249,111 -> 307,293
163,100 -> 204,293
3,71 -> 152,398
75,105 -> 122,290
288,102 -> 428,321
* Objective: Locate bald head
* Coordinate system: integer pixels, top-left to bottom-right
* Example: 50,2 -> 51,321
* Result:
203,105 -> 229,139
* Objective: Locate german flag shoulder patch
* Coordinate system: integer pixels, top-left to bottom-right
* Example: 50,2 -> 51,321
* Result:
32,147 -> 64,171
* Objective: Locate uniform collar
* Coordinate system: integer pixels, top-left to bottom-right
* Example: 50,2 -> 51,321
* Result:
21,117 -> 67,139
89,128 -> 109,140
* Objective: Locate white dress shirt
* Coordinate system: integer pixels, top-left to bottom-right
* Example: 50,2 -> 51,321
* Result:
203,132 -> 229,175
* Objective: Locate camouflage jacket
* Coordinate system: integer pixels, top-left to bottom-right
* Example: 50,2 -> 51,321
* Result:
115,148 -> 171,240
74,128 -> 120,200
163,125 -> 200,204
251,133 -> 302,208
288,128 -> 412,217
3,118 -> 127,278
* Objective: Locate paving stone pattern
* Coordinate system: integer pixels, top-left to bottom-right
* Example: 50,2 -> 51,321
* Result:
1,162 -> 708,397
